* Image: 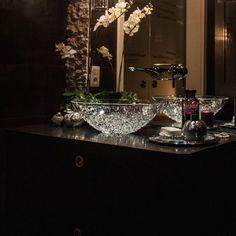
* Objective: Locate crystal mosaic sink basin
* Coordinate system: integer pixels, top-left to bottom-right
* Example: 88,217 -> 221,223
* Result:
71,100 -> 157,135
197,96 -> 229,114
152,96 -> 229,125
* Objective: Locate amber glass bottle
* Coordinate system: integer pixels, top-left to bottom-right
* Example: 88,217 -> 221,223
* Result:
182,89 -> 199,126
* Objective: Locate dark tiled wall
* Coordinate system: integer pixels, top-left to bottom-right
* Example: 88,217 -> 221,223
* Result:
0,1 -> 68,233
0,1 -> 68,122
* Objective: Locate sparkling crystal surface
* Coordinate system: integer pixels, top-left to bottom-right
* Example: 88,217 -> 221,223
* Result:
197,96 -> 229,115
72,100 -> 157,135
153,96 -> 183,124
153,96 -> 229,125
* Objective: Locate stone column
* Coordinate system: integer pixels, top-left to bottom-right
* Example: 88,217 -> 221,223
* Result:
66,0 -> 90,91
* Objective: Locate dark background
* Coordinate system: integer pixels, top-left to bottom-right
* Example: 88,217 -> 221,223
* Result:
0,2 -> 119,234
0,0 -> 236,234
0,1 -> 68,234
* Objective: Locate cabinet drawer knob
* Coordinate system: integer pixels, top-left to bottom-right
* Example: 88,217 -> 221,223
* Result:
74,228 -> 81,236
74,155 -> 85,168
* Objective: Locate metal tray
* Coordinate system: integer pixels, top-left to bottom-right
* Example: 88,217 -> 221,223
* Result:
149,135 -> 218,146
220,124 -> 236,129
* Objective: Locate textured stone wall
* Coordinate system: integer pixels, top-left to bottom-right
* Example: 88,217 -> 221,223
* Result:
66,0 -> 90,91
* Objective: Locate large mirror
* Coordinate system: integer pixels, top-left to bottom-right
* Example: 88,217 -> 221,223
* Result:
88,0 -> 187,99
123,0 -> 186,99
71,0 -> 236,101
214,0 -> 236,97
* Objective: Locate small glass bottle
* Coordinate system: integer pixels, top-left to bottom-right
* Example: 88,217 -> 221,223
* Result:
182,89 -> 199,126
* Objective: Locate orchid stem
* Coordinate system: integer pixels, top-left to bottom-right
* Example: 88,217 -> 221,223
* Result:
118,50 -> 124,92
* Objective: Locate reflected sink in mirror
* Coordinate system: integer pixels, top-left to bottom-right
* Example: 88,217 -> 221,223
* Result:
71,100 -> 158,135
152,96 -> 229,126
197,96 -> 229,115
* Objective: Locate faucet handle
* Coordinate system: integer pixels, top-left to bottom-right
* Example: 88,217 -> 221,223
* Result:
170,64 -> 188,80
128,67 -> 135,72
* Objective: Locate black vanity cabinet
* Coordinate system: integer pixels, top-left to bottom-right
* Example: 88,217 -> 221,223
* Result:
5,124 -> 236,235
6,131 -> 84,235
6,128 -> 184,235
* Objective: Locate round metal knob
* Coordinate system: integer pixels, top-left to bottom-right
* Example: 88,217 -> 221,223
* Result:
140,80 -> 146,88
152,80 -> 158,88
74,155 -> 85,168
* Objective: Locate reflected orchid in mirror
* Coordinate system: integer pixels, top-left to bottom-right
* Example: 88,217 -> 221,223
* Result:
93,1 -> 133,31
97,45 -> 114,79
97,46 -> 112,61
93,1 -> 153,37
55,42 -> 77,59
123,3 -> 153,36
93,1 -> 154,91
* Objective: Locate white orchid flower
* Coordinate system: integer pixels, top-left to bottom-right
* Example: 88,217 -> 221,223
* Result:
55,43 -> 77,59
123,3 -> 153,36
91,1 -> 153,89
97,46 -> 112,61
93,1 -> 133,31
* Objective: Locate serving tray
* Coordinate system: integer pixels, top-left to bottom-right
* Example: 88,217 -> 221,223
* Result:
220,124 -> 236,129
149,134 -> 218,146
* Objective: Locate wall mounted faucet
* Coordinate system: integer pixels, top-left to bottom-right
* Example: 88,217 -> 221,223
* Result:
128,63 -> 187,88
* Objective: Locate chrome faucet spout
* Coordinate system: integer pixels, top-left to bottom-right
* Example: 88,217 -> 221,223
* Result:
128,64 -> 187,81
128,66 -> 161,77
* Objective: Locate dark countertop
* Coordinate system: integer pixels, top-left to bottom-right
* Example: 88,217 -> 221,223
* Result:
6,119 -> 236,156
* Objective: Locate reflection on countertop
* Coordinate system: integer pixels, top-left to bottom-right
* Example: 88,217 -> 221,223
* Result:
6,116 -> 236,156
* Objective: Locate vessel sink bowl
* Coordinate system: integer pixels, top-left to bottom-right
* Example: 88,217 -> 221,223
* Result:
71,100 -> 158,135
152,96 -> 229,125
